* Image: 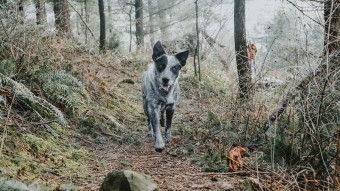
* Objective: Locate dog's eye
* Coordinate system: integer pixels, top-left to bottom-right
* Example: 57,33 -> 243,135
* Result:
159,64 -> 165,70
171,65 -> 181,72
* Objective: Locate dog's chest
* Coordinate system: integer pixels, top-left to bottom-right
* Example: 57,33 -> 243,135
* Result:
158,89 -> 176,105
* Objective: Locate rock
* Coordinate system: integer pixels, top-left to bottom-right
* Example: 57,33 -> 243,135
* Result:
220,181 -> 235,190
99,170 -> 158,191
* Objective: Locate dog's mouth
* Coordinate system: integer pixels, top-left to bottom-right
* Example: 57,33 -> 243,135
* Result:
160,84 -> 171,92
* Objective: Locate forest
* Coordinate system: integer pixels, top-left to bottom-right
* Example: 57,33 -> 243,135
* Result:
0,0 -> 339,190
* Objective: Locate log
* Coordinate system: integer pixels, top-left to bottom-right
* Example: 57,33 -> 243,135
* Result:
0,73 -> 66,126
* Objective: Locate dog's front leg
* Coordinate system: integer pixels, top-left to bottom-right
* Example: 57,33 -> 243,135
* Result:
165,108 -> 174,144
148,105 -> 165,152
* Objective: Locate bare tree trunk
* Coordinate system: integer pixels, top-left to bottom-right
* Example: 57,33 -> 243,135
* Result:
135,0 -> 144,51
147,0 -> 155,46
98,0 -> 105,53
324,0 -> 340,55
53,0 -> 72,37
194,0 -> 201,81
107,0 -> 113,43
84,0 -> 88,44
34,0 -> 46,25
234,0 -> 251,100
334,128 -> 340,188
157,0 -> 169,40
127,5 -> 132,52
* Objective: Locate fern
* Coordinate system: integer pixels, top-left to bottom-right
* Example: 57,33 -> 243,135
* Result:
35,70 -> 91,114
0,73 -> 66,125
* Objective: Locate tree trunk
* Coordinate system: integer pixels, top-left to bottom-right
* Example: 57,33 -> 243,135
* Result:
324,0 -> 340,55
157,0 -> 169,40
53,0 -> 72,37
34,0 -> 46,25
147,0 -> 155,46
107,0 -> 113,44
234,0 -> 251,100
135,0 -> 144,50
84,0 -> 89,44
195,0 -> 201,81
98,0 -> 105,52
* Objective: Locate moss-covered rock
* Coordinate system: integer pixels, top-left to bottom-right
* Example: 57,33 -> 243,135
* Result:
100,170 -> 158,191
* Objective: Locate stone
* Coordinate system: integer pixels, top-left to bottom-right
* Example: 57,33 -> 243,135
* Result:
100,170 -> 158,191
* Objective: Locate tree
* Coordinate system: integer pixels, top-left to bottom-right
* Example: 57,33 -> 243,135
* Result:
147,0 -> 155,46
194,0 -> 200,81
234,0 -> 251,100
135,0 -> 144,50
35,0 -> 46,25
324,0 -> 340,55
98,0 -> 105,52
157,0 -> 169,40
53,0 -> 72,37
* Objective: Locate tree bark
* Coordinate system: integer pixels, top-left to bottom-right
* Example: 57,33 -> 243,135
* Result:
195,0 -> 201,81
98,0 -> 106,52
53,0 -> 72,37
324,0 -> 340,55
35,0 -> 46,25
135,0 -> 144,50
234,0 -> 251,100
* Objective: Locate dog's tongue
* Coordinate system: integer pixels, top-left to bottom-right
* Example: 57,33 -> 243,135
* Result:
161,84 -> 170,91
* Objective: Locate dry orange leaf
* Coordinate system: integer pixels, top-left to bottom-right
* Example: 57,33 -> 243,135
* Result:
227,145 -> 247,172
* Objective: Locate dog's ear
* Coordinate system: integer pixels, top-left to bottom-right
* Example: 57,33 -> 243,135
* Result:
175,50 -> 189,66
152,41 -> 166,61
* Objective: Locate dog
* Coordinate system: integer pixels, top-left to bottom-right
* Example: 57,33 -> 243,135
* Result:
142,41 -> 189,152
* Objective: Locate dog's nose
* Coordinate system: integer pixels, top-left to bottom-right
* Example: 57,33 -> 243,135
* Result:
162,78 -> 169,84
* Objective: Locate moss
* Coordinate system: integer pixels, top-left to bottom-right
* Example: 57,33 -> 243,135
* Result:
24,134 -> 50,155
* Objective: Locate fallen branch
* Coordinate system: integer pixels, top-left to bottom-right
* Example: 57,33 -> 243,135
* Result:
249,51 -> 340,146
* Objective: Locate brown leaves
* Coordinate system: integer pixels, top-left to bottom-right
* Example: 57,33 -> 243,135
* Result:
227,145 -> 247,172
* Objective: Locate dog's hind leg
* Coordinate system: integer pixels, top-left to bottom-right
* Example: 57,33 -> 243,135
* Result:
160,110 -> 165,127
165,107 -> 174,144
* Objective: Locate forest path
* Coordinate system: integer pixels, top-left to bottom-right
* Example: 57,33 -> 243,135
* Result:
74,61 -> 241,190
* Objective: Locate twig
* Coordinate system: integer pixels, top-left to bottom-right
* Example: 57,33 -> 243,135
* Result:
286,0 -> 323,26
185,171 -> 248,176
67,0 -> 96,40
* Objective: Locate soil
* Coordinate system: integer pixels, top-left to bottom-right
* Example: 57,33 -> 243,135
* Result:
72,60 -> 243,190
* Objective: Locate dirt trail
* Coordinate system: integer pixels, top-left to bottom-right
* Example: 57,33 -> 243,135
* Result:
73,62 -> 242,190
82,138 -> 240,191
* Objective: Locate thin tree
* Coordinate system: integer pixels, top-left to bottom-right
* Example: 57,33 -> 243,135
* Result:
135,0 -> 144,50
98,0 -> 105,52
34,0 -> 46,25
234,0 -> 251,100
157,0 -> 169,40
147,0 -> 155,46
194,0 -> 200,81
53,0 -> 72,37
324,0 -> 340,55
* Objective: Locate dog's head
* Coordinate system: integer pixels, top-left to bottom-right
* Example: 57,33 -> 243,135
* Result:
152,41 -> 189,92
